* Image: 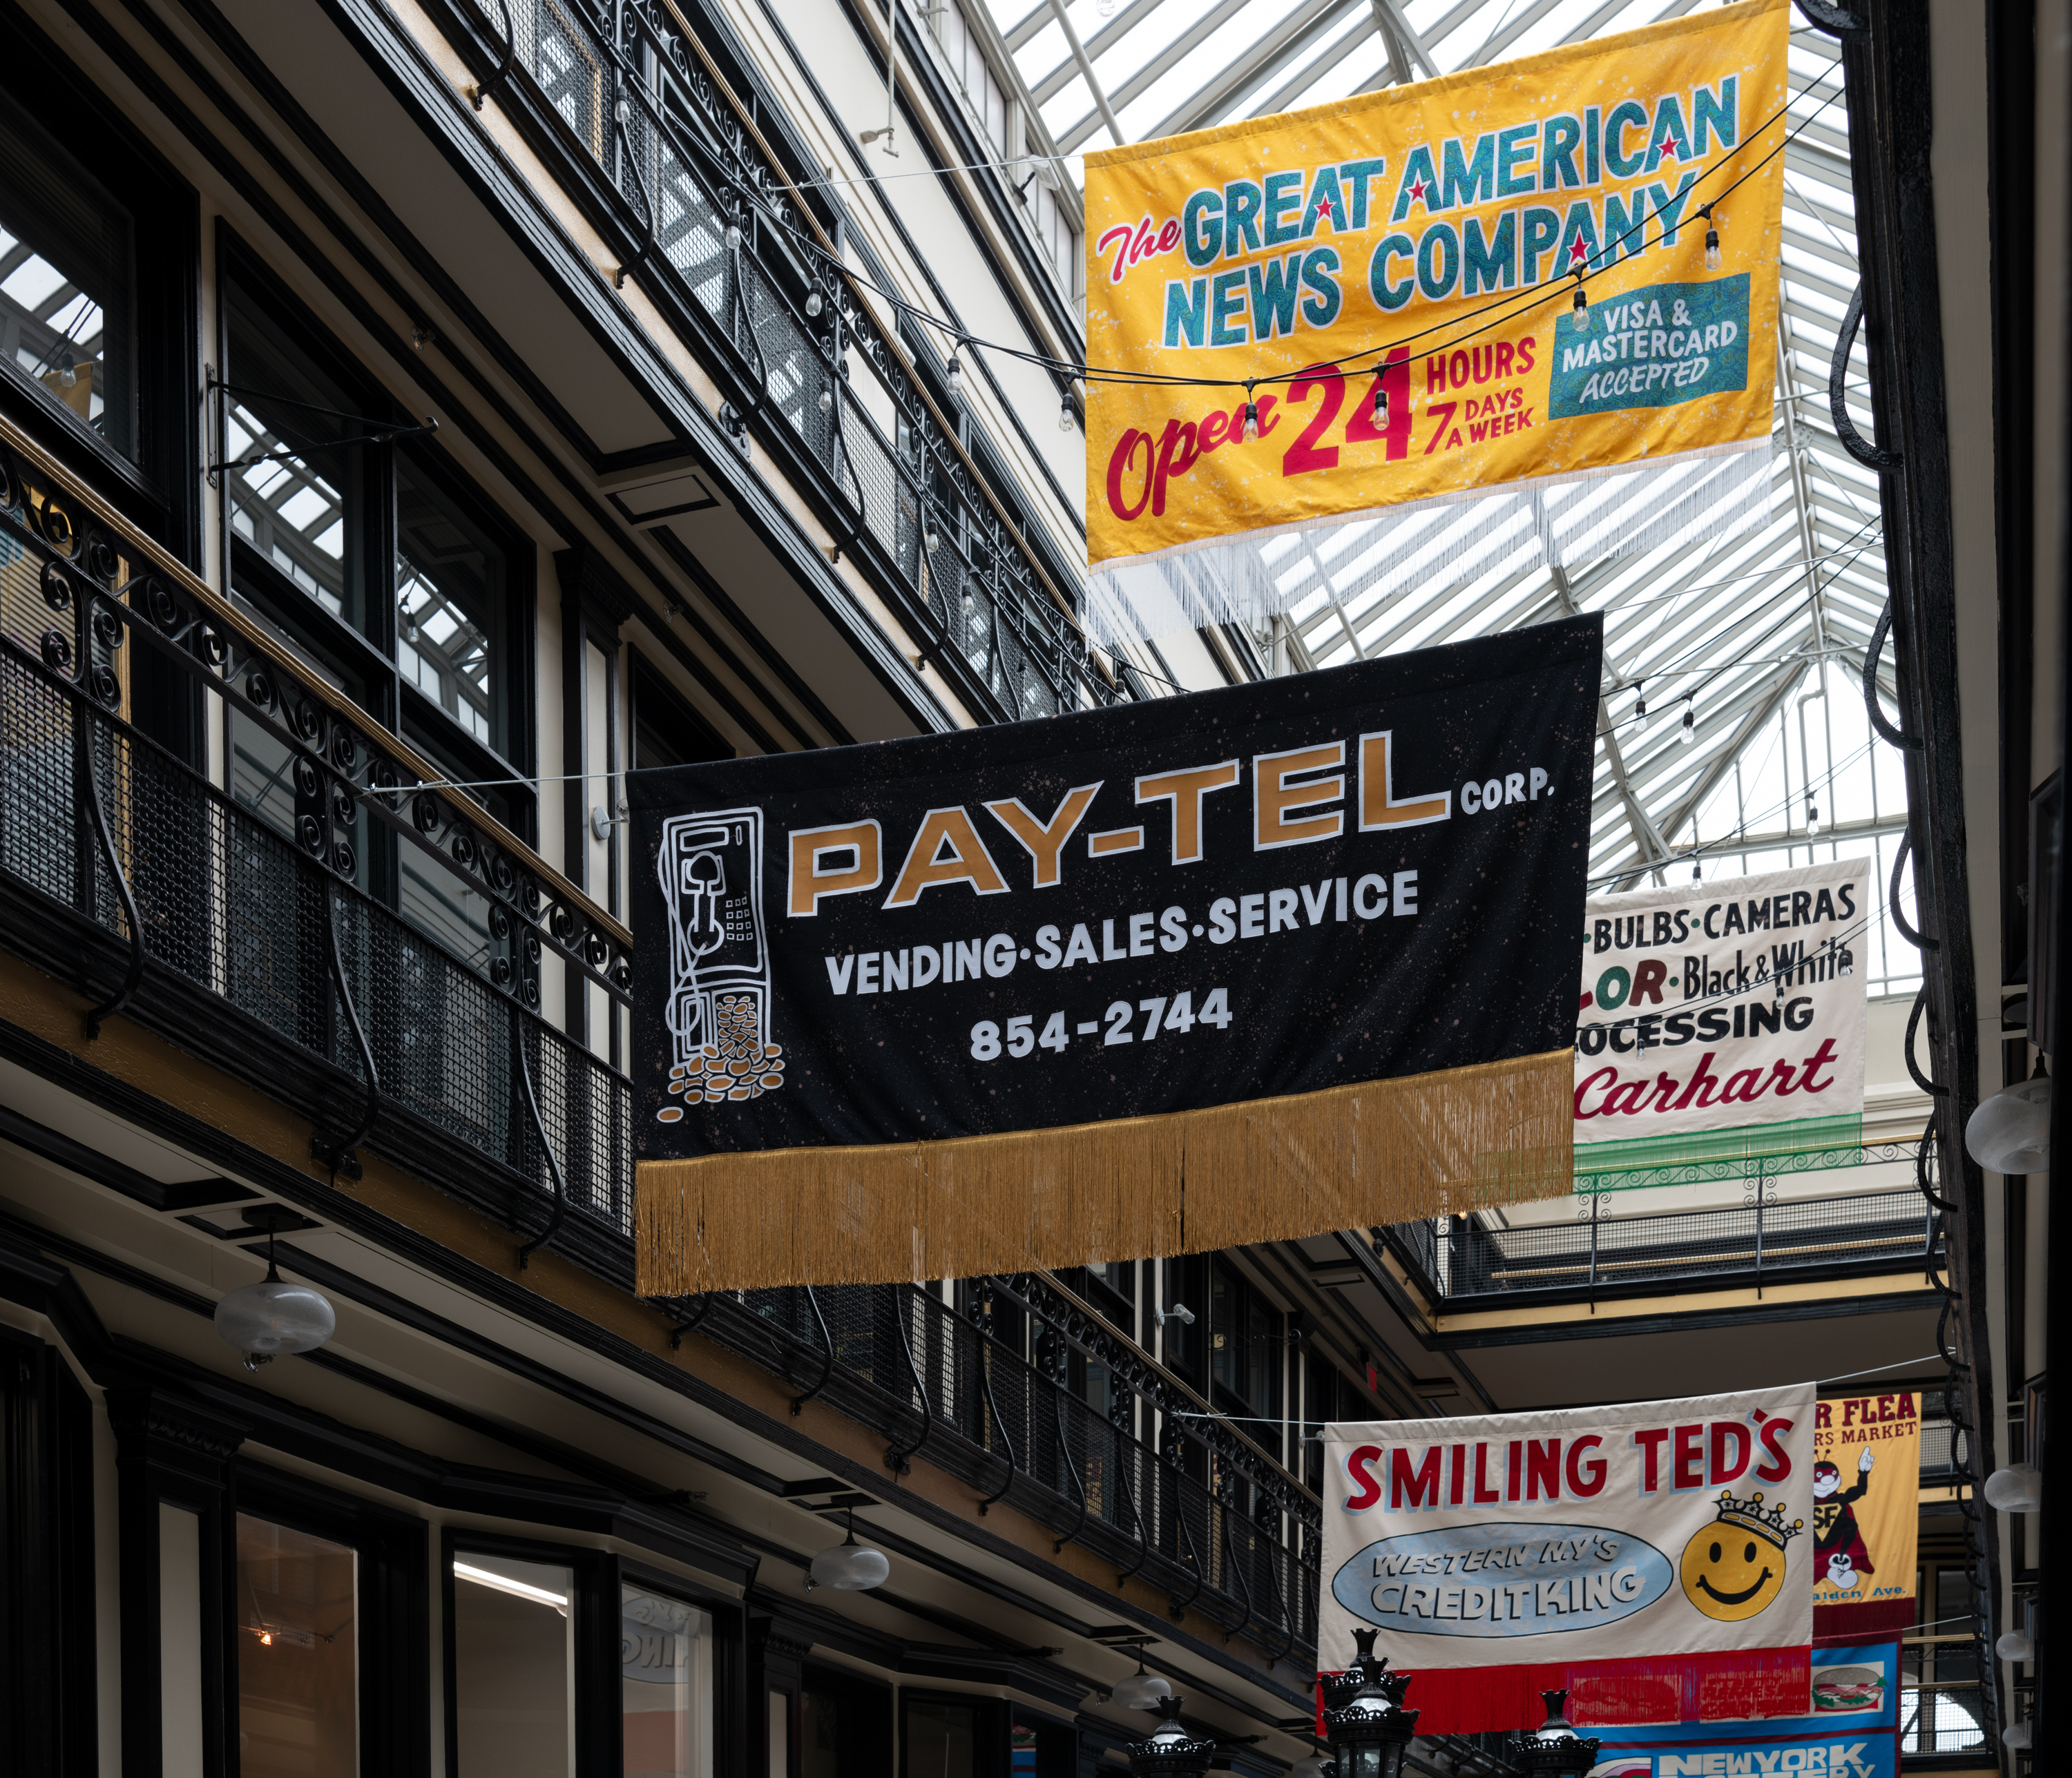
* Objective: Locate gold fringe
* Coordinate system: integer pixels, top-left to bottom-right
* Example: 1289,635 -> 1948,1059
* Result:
636,1048 -> 1573,1294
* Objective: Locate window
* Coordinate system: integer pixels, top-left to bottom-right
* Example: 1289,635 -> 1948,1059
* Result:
926,1 -> 1007,155
900,1695 -> 1005,1778
1209,1259 -> 1283,1425
622,1583 -> 713,1778
236,1515 -> 359,1776
1027,181 -> 1080,300
0,102 -> 132,456
632,655 -> 729,771
399,451 -> 510,755
452,1551 -> 579,1777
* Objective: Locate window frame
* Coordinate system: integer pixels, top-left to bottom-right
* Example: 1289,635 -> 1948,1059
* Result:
215,224 -> 538,860
619,1555 -> 748,1778
233,1460 -> 433,1778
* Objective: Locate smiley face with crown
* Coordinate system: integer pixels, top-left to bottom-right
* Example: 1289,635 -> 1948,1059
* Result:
1678,1489 -> 1803,1622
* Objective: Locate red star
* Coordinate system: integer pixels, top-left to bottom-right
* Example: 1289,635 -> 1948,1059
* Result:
1316,195 -> 1334,220
1567,236 -> 1591,267
1658,135 -> 1681,160
1407,176 -> 1428,205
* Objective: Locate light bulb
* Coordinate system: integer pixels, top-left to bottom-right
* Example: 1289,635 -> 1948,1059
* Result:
946,354 -> 963,397
1805,799 -> 1821,835
1060,396 -> 1075,432
818,387 -> 833,412
1997,1629 -> 2035,1663
1631,695 -> 1648,739
1573,278 -> 1588,315
1705,225 -> 1721,271
260,1630 -> 273,1646
805,287 -> 825,318
1691,860 -> 1702,882
1680,706 -> 1696,744
724,219 -> 742,251
2002,1722 -> 2033,1752
1242,398 -> 1259,441
925,523 -> 939,551
1965,1074 -> 2051,1174
1373,383 -> 1389,427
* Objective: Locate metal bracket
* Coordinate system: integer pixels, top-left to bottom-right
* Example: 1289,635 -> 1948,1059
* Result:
882,1288 -> 934,1475
512,1020 -> 568,1266
79,715 -> 145,1041
789,1284 -> 835,1415
312,878 -> 379,1178
468,0 -> 517,110
1830,285 -> 1901,472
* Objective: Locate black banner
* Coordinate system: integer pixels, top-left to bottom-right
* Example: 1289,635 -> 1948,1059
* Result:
633,619 -> 1599,1160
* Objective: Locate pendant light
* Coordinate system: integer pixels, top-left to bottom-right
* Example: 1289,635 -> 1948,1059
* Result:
1982,1462 -> 2042,1514
1964,1065 -> 2050,1175
806,1506 -> 889,1590
213,1215 -> 336,1371
1112,1652 -> 1173,1711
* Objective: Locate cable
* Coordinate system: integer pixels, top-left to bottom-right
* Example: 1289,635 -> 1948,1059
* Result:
738,79 -> 1847,395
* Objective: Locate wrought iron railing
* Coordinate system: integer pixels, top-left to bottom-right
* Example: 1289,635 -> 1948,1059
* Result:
0,419 -> 632,1257
1389,1185 -> 1937,1304
452,0 -> 1111,727
0,421 -> 1313,1662
679,1273 -> 1323,1661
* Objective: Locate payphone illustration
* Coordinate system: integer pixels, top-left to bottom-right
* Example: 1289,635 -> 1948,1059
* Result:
657,808 -> 784,1120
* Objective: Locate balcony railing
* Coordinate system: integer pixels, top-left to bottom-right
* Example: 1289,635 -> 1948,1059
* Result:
0,417 -> 634,1269
0,420 -> 1317,1663
1388,1182 -> 1937,1307
448,0 -> 1113,728
681,1272 -> 1322,1659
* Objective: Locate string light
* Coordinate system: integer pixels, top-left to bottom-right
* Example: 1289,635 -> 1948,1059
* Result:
702,80 -> 1841,401
1805,795 -> 1822,836
946,351 -> 964,398
1699,204 -> 1721,271
1373,381 -> 1389,428
1059,394 -> 1075,433
1680,700 -> 1696,745
1242,380 -> 1260,441
805,284 -> 825,318
1691,858 -> 1702,882
723,210 -> 742,252
818,387 -> 833,412
1631,689 -> 1648,740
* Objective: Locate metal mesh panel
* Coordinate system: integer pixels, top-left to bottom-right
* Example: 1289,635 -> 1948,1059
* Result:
512,0 -> 608,157
0,638 -> 633,1239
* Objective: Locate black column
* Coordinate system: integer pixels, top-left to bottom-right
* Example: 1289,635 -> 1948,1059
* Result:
104,1389 -> 248,1778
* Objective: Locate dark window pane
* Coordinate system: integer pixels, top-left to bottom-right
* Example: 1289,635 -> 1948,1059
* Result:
632,656 -> 727,771
0,103 -> 133,455
398,453 -> 505,754
224,281 -> 370,630
452,1552 -> 575,1777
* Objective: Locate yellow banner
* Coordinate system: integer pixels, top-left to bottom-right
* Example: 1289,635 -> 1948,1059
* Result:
1083,0 -> 1789,578
1813,1391 -> 1920,1614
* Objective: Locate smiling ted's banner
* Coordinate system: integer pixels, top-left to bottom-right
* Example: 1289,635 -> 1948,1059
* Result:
1082,0 -> 1787,651
1321,1386 -> 1816,1732
1575,859 -> 1870,1184
633,623 -> 1595,1293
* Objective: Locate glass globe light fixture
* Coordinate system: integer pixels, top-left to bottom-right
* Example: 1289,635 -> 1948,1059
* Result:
1982,1462 -> 2042,1514
1126,1697 -> 1217,1778
1997,1628 -> 2035,1663
1965,1070 -> 2050,1174
806,1507 -> 889,1590
1322,1630 -> 1419,1778
1507,1689 -> 1600,1778
213,1223 -> 335,1371
2002,1721 -> 2032,1751
1111,1653 -> 1173,1711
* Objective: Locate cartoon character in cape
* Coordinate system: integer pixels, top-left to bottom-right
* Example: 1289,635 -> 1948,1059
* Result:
1814,1448 -> 1875,1588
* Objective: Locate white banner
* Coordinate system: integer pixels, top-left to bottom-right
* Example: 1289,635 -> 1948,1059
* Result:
1575,859 -> 1869,1168
1321,1386 -> 1816,1672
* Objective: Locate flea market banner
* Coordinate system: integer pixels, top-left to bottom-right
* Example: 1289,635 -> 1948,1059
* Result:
1082,0 -> 1788,649
1321,1386 -> 1816,1733
1576,859 -> 1870,1184
1812,1393 -> 1920,1643
631,623 -> 1597,1293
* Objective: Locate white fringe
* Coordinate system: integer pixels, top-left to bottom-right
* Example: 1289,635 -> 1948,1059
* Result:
1083,440 -> 1774,655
